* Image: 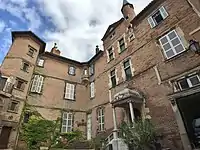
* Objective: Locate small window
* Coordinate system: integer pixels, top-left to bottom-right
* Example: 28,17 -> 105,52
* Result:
108,47 -> 114,61
175,74 -> 200,91
15,79 -> 25,91
84,69 -> 88,75
110,32 -> 115,39
159,30 -> 185,59
148,6 -> 168,28
119,38 -> 126,53
68,66 -> 76,76
8,101 -> 19,112
110,69 -> 116,87
90,82 -> 95,98
27,48 -> 34,57
22,62 -> 29,72
37,58 -> 44,67
31,75 -> 44,93
129,34 -> 135,41
89,64 -> 94,76
65,83 -> 75,100
123,59 -> 132,81
97,108 -> 105,132
61,112 -> 73,133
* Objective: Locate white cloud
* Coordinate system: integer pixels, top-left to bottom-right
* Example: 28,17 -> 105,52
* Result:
0,20 -> 6,33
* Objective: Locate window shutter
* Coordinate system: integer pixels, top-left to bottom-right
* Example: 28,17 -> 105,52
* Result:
148,16 -> 156,28
31,75 -> 38,92
37,76 -> 44,93
159,6 -> 168,19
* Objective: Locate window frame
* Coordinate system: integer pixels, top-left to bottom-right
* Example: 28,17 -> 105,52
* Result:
64,82 -> 76,100
110,69 -> 116,88
123,59 -> 132,81
37,58 -> 45,67
178,74 -> 200,90
15,78 -> 26,91
107,47 -> 114,62
90,82 -> 95,98
8,100 -> 19,113
68,66 -> 76,76
159,30 -> 186,59
97,108 -> 105,132
119,37 -> 126,53
22,62 -> 29,72
31,75 -> 44,94
61,112 -> 73,133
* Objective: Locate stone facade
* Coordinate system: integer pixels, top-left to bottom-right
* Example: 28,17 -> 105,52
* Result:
0,0 -> 200,149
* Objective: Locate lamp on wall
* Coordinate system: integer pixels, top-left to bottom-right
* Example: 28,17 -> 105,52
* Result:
189,39 -> 200,54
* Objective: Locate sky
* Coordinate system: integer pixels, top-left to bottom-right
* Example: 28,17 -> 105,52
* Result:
0,0 -> 152,64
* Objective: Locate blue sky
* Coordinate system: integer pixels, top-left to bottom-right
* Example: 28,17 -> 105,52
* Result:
0,0 -> 152,64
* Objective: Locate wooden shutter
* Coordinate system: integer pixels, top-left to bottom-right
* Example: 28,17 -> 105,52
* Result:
148,16 -> 156,28
37,76 -> 44,93
31,75 -> 38,92
159,6 -> 169,19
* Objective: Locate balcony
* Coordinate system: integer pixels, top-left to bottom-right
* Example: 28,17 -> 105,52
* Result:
0,77 -> 14,97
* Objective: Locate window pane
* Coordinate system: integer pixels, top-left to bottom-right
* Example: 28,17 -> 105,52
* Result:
153,11 -> 163,24
62,127 -> 66,133
111,77 -> 116,87
174,44 -> 184,53
163,43 -> 171,51
67,127 -> 72,132
171,38 -> 180,46
125,68 -> 132,80
166,50 -> 175,58
160,37 -> 168,45
124,60 -> 130,68
168,31 -> 176,40
189,76 -> 200,86
62,120 -> 67,125
179,79 -> 189,90
10,102 -> 17,111
63,113 -> 68,119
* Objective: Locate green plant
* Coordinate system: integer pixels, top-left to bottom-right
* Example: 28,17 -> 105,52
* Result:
119,120 -> 156,150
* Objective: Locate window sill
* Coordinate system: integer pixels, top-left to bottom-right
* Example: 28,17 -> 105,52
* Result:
107,58 -> 114,63
37,65 -> 44,68
7,110 -> 18,114
90,97 -> 95,100
64,99 -> 76,102
163,49 -> 190,63
14,87 -> 24,92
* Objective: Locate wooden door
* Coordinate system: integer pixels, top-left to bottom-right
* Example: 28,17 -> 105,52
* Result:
0,126 -> 12,149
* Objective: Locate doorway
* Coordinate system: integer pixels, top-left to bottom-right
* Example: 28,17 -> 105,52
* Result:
0,126 -> 12,149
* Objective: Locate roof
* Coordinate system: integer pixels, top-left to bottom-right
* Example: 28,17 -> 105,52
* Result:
101,18 -> 124,41
43,50 -> 104,66
12,31 -> 46,54
121,0 -> 134,12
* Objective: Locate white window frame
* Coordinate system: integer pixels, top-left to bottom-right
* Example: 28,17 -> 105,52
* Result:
123,59 -> 133,80
62,112 -> 73,133
37,58 -> 44,67
148,6 -> 169,28
98,108 -> 105,132
107,47 -> 114,62
90,82 -> 95,98
159,30 -> 185,59
31,75 -> 44,93
8,100 -> 19,112
65,83 -> 75,100
68,66 -> 76,76
178,75 -> 200,90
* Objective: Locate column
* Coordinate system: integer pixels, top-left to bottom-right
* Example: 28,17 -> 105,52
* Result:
129,102 -> 135,124
112,106 -> 118,139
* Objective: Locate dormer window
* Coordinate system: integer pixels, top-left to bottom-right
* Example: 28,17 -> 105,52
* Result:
110,32 -> 115,39
148,6 -> 168,28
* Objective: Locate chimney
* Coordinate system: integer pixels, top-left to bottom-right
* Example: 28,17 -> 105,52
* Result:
96,45 -> 100,54
51,43 -> 61,56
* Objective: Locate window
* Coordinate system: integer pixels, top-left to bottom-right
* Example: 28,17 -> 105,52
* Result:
159,30 -> 185,59
84,69 -> 88,75
119,38 -> 126,53
61,112 -> 73,133
15,79 -> 25,91
0,98 -> 4,112
8,101 -> 19,112
89,64 -> 94,76
148,6 -> 168,28
108,47 -> 114,61
90,82 -> 95,98
110,32 -> 115,39
22,62 -> 29,72
27,48 -> 34,57
173,74 -> 200,91
65,83 -> 75,100
97,108 -> 105,132
31,75 -> 44,93
68,66 -> 76,76
110,69 -> 116,87
123,59 -> 132,80
37,58 -> 44,67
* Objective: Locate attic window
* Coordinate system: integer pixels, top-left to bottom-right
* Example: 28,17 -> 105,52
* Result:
110,32 -> 116,39
125,15 -> 129,20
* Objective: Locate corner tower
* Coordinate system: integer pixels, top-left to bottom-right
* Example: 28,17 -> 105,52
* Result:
121,0 -> 135,22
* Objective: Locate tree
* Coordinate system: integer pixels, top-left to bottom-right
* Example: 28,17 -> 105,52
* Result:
119,120 -> 157,150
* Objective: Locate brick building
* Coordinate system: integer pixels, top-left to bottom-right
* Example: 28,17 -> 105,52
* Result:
0,0 -> 200,149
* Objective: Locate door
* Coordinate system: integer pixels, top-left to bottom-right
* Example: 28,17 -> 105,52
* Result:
87,114 -> 92,140
0,126 -> 12,149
